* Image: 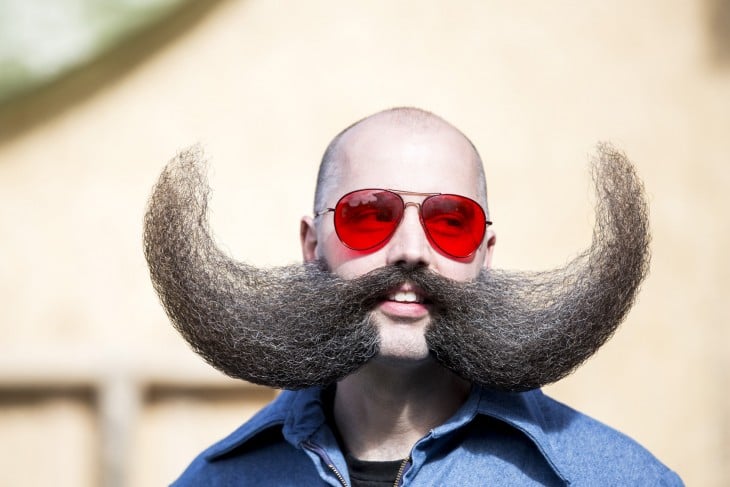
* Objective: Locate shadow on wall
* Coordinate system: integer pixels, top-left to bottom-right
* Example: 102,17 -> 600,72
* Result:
0,0 -> 229,147
708,0 -> 730,67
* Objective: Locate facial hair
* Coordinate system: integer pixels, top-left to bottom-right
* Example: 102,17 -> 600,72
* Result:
143,144 -> 649,391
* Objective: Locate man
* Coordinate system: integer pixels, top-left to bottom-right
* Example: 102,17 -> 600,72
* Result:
144,107 -> 683,485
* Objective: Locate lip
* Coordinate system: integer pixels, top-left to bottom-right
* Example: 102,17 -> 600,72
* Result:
376,283 -> 431,320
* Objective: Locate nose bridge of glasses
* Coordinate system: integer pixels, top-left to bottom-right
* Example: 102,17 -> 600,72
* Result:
384,199 -> 433,265
402,200 -> 422,212
395,200 -> 428,240
398,192 -> 435,235
400,199 -> 425,227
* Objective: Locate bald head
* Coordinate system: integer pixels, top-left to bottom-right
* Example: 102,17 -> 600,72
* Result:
313,107 -> 489,216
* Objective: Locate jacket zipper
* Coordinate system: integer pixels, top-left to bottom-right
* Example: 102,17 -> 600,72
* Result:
393,455 -> 411,487
326,462 -> 349,487
302,440 -> 350,487
304,440 -> 413,487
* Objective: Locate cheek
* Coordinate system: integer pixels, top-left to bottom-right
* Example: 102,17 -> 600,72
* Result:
432,247 -> 487,281
318,230 -> 387,279
433,261 -> 481,281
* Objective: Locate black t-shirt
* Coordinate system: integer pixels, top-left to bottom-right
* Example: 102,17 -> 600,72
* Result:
344,453 -> 404,487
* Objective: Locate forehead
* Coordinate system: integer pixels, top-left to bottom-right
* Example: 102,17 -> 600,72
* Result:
330,120 -> 482,202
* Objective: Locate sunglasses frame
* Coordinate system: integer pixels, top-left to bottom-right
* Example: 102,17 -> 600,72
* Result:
315,188 -> 493,258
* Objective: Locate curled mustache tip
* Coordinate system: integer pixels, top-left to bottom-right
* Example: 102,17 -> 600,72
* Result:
427,144 -> 651,391
143,146 -> 379,388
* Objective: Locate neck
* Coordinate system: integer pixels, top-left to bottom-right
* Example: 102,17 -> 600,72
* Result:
333,359 -> 470,461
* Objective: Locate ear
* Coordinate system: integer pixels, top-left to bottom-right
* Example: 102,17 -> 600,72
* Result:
300,216 -> 319,263
483,227 -> 496,269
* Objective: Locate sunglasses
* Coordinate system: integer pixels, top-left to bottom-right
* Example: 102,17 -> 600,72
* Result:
315,188 -> 492,258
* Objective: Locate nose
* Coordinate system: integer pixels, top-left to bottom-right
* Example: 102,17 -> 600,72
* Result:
385,203 -> 433,267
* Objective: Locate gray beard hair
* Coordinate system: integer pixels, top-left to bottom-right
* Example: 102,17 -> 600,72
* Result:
143,144 -> 650,391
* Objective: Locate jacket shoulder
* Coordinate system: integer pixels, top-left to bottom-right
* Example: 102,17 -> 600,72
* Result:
171,391 -> 320,486
533,392 -> 684,485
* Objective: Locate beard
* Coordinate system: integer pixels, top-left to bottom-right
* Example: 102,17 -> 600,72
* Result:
143,144 -> 650,392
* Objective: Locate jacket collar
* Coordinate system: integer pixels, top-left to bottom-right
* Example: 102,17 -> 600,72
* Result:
201,389 -> 299,460
472,387 -> 570,484
203,385 -> 569,483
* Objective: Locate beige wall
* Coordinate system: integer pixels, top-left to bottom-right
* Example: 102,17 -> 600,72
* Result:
1,1 -> 728,485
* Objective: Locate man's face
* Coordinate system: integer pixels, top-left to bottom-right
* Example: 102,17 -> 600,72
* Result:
301,119 -> 496,364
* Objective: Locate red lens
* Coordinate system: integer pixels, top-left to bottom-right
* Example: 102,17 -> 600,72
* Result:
421,194 -> 486,257
334,189 -> 404,251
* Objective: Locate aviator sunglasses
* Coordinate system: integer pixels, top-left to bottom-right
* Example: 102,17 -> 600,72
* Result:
315,189 -> 492,258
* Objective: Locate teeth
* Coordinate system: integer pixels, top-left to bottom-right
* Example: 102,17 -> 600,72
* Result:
390,291 -> 422,303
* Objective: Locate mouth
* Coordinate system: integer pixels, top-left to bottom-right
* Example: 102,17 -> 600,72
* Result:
377,283 -> 431,319
388,289 -> 425,304
384,281 -> 430,303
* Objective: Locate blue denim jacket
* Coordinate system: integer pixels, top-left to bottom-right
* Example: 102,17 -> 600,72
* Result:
173,386 -> 683,486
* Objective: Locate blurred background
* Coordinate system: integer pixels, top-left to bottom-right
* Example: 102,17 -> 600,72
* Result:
0,1 -> 728,485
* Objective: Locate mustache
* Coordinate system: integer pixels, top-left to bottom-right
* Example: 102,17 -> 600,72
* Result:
143,144 -> 650,391
427,146 -> 652,390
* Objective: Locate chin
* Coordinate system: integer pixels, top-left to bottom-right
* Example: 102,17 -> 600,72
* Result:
371,343 -> 433,367
370,315 -> 434,364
